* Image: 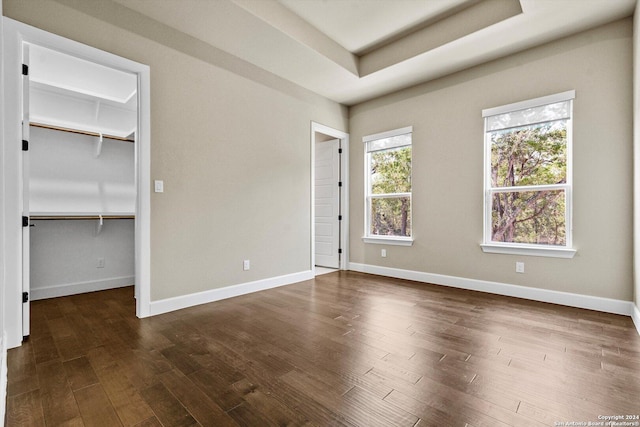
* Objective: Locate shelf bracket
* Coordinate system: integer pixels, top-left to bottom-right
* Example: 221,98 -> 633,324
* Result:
95,215 -> 104,236
95,133 -> 103,157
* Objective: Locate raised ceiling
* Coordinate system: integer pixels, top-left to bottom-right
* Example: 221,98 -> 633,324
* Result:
110,0 -> 635,106
277,0 -> 477,54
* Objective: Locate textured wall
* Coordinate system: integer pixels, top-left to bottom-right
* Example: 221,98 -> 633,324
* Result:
350,19 -> 633,301
4,0 -> 348,301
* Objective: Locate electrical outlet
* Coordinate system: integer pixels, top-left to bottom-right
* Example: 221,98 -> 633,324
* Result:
515,262 -> 525,273
97,258 -> 105,268
381,249 -> 387,258
243,260 -> 250,271
154,180 -> 164,193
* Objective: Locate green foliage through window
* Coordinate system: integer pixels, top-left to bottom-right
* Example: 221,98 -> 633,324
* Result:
489,121 -> 568,246
366,133 -> 412,238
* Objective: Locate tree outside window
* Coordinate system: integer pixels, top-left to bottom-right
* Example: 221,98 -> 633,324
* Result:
483,92 -> 574,250
364,128 -> 412,240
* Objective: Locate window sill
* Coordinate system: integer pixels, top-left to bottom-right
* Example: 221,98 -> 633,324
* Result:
480,243 -> 576,259
363,236 -> 414,246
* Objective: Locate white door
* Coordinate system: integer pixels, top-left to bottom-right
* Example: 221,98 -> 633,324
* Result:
315,139 -> 340,268
21,43 -> 31,338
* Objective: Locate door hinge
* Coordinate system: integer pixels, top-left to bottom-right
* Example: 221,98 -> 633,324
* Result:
338,148 -> 342,154
22,64 -> 29,76
338,248 -> 342,254
338,181 -> 342,187
22,292 -> 29,303
22,140 -> 29,151
338,215 -> 342,221
22,216 -> 29,227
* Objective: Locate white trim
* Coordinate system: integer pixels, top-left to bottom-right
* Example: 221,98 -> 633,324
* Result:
348,263 -> 635,317
362,236 -> 414,246
480,243 -> 576,258
149,270 -> 313,316
30,276 -> 134,300
311,122 -> 349,271
364,126 -> 413,242
2,19 -> 152,348
482,92 -> 574,256
632,304 -> 640,337
135,58 -> 151,318
0,332 -> 7,425
482,90 -> 576,117
490,184 -> 568,193
363,126 -> 413,143
0,0 -> 5,417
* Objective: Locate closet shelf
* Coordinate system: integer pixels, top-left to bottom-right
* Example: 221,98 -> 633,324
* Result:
29,212 -> 135,220
30,122 -> 135,142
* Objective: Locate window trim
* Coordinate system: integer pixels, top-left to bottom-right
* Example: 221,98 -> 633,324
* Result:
481,91 -> 576,258
363,126 -> 414,245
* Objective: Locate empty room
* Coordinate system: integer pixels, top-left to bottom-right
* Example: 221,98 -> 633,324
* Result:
1,0 -> 640,426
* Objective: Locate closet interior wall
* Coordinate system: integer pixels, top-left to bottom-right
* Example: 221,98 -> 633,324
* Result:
28,125 -> 135,300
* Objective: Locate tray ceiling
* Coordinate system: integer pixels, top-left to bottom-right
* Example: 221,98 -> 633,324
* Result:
108,0 -> 635,105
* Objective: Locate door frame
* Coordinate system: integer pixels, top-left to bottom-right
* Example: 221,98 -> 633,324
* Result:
2,18 -> 152,349
311,122 -> 349,272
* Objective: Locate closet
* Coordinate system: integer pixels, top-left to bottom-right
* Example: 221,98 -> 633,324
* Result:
25,44 -> 137,302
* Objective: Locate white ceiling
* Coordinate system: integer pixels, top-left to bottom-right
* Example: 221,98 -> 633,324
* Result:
110,0 -> 635,106
277,0 -> 475,54
30,44 -> 137,103
29,44 -> 137,137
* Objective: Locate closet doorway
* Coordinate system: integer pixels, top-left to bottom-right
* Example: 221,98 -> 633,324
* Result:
23,44 -> 138,337
3,18 -> 151,347
311,122 -> 349,275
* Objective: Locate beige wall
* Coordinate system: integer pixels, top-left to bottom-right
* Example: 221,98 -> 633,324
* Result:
635,1 -> 640,310
350,19 -> 634,301
4,0 -> 348,301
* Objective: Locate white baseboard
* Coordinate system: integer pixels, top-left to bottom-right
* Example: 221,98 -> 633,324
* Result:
149,270 -> 314,316
30,276 -> 135,300
1,331 -> 8,425
632,303 -> 640,337
349,263 -> 635,318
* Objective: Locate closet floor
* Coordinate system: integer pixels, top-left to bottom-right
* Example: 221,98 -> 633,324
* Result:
5,271 -> 640,426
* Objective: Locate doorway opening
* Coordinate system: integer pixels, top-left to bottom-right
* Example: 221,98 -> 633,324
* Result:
3,18 -> 151,348
311,122 -> 349,276
22,43 -> 138,338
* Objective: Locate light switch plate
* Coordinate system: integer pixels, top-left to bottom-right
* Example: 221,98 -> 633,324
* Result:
154,180 -> 164,193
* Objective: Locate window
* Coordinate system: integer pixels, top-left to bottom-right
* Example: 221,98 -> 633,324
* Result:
363,126 -> 413,246
481,91 -> 576,258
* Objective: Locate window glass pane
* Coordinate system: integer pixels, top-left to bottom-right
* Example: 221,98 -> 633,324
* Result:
491,190 -> 566,245
370,197 -> 411,237
490,121 -> 567,188
366,133 -> 411,152
370,146 -> 411,195
487,100 -> 570,131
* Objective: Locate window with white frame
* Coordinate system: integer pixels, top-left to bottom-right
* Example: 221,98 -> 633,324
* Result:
363,126 -> 412,245
481,91 -> 576,258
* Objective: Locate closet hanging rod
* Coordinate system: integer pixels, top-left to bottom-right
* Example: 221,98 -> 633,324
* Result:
30,215 -> 135,220
29,122 -> 135,142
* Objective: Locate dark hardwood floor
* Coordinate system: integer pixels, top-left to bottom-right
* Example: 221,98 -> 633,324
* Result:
5,271 -> 640,426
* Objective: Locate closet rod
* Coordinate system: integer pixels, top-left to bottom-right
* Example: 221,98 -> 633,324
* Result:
30,215 -> 135,220
30,122 -> 135,142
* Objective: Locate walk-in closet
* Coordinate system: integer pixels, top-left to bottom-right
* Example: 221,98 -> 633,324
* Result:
24,44 -> 137,305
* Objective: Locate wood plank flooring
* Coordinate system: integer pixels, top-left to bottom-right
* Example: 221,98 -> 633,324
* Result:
5,271 -> 640,426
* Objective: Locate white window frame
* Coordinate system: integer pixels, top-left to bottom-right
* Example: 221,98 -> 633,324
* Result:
481,91 -> 576,259
363,126 -> 414,246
